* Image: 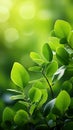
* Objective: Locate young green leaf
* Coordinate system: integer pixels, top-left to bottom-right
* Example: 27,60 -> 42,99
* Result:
11,62 -> 30,89
33,81 -> 45,89
14,110 -> 29,126
3,107 -> 14,123
28,87 -> 42,103
46,61 -> 58,76
56,47 -> 69,65
68,30 -> 73,49
29,104 -> 36,115
55,90 -> 71,115
38,89 -> 48,108
54,20 -> 71,39
10,94 -> 25,100
42,43 -> 53,62
7,89 -> 22,94
30,52 -> 44,65
32,81 -> 48,107
48,37 -> 63,51
29,66 -> 42,72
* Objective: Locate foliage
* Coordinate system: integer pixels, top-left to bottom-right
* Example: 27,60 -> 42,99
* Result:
1,20 -> 73,130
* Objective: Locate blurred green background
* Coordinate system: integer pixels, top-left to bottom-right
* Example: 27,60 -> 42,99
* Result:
0,0 -> 73,122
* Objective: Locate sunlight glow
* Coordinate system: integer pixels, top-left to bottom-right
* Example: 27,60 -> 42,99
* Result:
0,5 -> 10,23
4,28 -> 19,43
38,10 -> 52,20
0,0 -> 12,9
19,2 -> 35,20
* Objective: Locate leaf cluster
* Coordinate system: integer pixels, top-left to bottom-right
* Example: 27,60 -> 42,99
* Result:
1,20 -> 73,130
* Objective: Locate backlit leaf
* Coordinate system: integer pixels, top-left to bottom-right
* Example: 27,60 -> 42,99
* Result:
56,47 -> 69,65
30,52 -> 44,65
68,30 -> 73,49
54,20 -> 71,39
55,90 -> 71,115
46,61 -> 58,76
28,87 -> 42,103
42,43 -> 53,62
11,62 -> 30,89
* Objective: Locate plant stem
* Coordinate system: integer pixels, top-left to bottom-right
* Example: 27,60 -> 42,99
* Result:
42,70 -> 54,98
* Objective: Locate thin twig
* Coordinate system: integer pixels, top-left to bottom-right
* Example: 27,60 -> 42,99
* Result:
42,70 -> 54,98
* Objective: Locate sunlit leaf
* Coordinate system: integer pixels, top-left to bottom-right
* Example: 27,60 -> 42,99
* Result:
7,89 -> 22,94
56,47 -> 69,65
68,30 -> 73,49
55,90 -> 71,115
46,61 -> 58,76
42,43 -> 53,62
33,81 -> 45,89
29,104 -> 36,115
30,52 -> 44,65
11,62 -> 30,88
54,20 -> 71,39
28,87 -> 42,103
38,89 -> 48,108
48,37 -> 63,51
10,94 -> 25,100
29,66 -> 42,72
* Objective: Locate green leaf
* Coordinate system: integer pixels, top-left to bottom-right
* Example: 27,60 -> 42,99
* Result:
42,43 -> 53,62
30,52 -> 44,65
69,98 -> 73,109
68,30 -> 73,49
56,47 -> 69,65
43,99 -> 56,116
3,107 -> 14,122
38,89 -> 48,108
62,81 -> 72,92
18,101 -> 30,108
11,62 -> 30,89
29,104 -> 36,115
33,81 -> 45,89
10,94 -> 25,100
54,20 -> 71,39
46,61 -> 58,76
29,66 -> 42,72
7,89 -> 22,94
14,110 -> 29,126
32,81 -> 48,107
55,90 -> 71,115
28,87 -> 42,103
48,37 -> 63,51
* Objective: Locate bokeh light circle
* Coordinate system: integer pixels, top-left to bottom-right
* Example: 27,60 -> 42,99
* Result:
19,2 -> 35,20
0,5 -> 10,23
4,28 -> 19,43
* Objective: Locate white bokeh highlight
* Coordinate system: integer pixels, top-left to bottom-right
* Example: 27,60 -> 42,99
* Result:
4,28 -> 19,43
19,2 -> 35,20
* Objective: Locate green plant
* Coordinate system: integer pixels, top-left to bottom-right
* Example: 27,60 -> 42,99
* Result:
1,20 -> 73,130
